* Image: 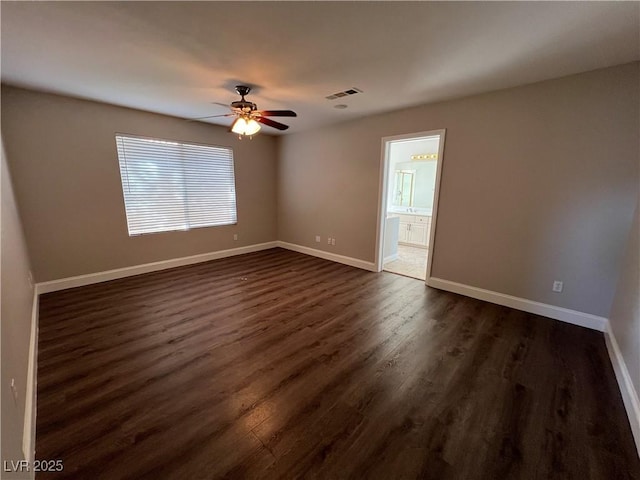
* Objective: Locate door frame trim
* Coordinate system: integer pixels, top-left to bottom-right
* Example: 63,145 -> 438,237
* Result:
374,129 -> 446,283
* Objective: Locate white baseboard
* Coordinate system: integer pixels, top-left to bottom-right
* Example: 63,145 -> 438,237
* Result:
427,277 -> 607,332
277,241 -> 377,272
605,322 -> 640,456
22,291 -> 38,469
36,242 -> 279,294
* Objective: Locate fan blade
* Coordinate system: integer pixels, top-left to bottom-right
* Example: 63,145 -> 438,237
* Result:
255,110 -> 297,117
187,113 -> 233,122
211,102 -> 230,108
256,117 -> 289,130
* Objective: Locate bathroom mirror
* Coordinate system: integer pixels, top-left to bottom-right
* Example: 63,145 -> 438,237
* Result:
393,170 -> 415,207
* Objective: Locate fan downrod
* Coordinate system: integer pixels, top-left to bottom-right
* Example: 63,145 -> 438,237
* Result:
235,85 -> 251,99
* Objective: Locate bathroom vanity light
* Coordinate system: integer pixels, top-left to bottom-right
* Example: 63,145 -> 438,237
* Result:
411,153 -> 438,160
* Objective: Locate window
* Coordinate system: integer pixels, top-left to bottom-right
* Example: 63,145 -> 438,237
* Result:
115,134 -> 237,236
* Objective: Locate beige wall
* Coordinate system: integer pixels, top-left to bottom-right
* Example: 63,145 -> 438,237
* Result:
278,63 -> 639,317
1,136 -> 35,477
609,199 -> 639,396
1,86 -> 278,282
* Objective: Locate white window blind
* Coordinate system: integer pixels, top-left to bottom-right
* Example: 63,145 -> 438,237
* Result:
115,134 -> 237,236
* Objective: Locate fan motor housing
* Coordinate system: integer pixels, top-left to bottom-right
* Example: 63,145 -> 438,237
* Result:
231,100 -> 257,112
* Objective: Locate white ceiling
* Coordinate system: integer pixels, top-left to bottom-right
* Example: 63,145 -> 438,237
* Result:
2,2 -> 639,135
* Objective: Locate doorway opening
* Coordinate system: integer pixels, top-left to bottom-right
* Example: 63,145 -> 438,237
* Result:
375,130 -> 445,281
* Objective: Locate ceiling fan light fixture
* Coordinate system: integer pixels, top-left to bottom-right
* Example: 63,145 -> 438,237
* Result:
231,117 -> 247,134
231,116 -> 261,136
245,118 -> 261,135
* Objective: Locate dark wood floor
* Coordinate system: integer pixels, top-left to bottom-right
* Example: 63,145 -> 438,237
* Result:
36,248 -> 639,479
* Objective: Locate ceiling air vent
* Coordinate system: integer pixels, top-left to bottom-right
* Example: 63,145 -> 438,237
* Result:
325,87 -> 363,100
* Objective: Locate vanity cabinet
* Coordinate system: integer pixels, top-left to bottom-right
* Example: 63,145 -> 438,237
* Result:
397,214 -> 431,247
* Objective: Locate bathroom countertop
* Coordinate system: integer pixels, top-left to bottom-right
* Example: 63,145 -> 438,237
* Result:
387,208 -> 432,217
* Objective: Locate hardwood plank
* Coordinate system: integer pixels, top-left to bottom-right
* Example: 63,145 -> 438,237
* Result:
35,248 -> 640,479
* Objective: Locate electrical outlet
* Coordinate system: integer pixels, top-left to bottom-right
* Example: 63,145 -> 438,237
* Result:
331,238 -> 336,246
233,234 -> 238,241
327,237 -> 332,245
552,280 -> 563,293
315,235 -> 321,243
10,378 -> 18,405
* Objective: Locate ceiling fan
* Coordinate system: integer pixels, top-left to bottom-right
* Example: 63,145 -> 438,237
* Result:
192,85 -> 297,137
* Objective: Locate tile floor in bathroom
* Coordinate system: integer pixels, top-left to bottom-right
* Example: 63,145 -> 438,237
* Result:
383,244 -> 428,280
